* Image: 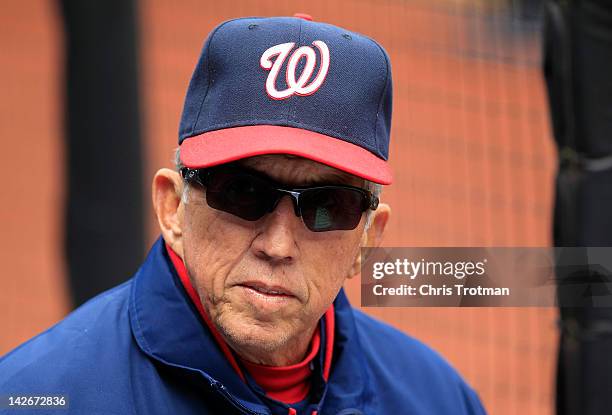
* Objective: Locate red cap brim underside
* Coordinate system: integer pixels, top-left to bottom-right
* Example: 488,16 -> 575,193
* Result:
179,125 -> 392,185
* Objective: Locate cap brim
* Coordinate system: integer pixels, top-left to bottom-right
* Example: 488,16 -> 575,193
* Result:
180,125 -> 392,185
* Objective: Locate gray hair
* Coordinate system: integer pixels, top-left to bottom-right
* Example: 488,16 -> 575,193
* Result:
174,147 -> 382,229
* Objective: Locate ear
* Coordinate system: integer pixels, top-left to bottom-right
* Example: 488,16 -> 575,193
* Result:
152,168 -> 185,258
348,203 -> 390,278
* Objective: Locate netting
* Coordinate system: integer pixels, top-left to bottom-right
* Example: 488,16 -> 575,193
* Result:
0,1 -> 557,414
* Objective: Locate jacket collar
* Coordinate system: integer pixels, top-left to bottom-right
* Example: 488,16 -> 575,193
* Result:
129,237 -> 372,413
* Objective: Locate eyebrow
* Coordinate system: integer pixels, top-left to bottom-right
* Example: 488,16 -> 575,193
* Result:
293,174 -> 357,187
309,171 -> 360,186
236,160 -> 362,187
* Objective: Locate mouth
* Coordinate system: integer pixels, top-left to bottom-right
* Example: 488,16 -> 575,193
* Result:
234,280 -> 300,314
237,281 -> 295,298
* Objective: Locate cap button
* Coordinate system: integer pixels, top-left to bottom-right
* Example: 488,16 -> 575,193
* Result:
293,13 -> 313,21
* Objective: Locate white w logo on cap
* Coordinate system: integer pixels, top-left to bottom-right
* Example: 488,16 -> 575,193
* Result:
260,41 -> 330,100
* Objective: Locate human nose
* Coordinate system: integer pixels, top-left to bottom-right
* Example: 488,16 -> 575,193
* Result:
252,196 -> 301,263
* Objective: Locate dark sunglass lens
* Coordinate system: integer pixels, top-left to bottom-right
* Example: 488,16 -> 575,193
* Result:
300,188 -> 364,232
206,171 -> 273,221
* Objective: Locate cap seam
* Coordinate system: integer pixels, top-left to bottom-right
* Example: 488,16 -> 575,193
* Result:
371,40 -> 390,157
191,19 -> 242,136
287,19 -> 304,125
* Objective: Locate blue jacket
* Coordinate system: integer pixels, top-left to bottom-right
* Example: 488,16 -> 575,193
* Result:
1,238 -> 486,414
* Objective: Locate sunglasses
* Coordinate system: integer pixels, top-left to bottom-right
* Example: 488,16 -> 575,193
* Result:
180,165 -> 379,232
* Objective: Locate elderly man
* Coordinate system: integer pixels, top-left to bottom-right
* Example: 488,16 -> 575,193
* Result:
1,15 -> 486,415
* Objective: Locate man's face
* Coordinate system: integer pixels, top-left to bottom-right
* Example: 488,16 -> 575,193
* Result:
180,155 -> 366,363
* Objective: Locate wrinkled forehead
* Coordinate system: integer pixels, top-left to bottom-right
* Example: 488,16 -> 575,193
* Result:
237,154 -> 364,187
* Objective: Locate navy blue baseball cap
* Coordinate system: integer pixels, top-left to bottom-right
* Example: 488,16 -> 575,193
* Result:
178,14 -> 393,184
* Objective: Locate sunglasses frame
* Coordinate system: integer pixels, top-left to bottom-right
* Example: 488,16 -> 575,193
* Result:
179,165 -> 379,231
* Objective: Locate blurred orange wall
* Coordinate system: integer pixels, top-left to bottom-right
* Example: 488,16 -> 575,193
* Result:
0,1 -> 557,414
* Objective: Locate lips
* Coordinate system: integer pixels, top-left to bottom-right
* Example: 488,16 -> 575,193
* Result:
238,281 -> 295,298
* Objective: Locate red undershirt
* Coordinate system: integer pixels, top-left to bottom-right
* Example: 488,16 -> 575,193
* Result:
166,244 -> 334,405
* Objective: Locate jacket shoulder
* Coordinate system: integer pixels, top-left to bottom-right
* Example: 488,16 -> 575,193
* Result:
0,280 -> 138,405
352,309 -> 487,414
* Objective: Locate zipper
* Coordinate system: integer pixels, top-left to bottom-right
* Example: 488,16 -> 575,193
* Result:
210,379 -> 269,415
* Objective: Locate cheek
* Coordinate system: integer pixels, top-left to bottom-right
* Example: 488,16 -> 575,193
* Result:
304,232 -> 362,308
182,205 -> 254,301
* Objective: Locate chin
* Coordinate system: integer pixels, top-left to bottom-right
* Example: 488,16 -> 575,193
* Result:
214,311 -> 292,354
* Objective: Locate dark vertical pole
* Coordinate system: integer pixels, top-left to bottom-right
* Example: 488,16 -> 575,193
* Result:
543,0 -> 612,413
60,0 -> 145,307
